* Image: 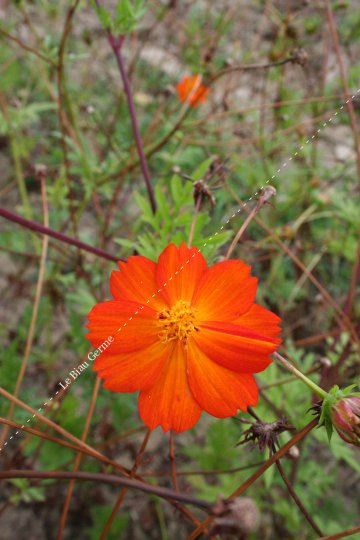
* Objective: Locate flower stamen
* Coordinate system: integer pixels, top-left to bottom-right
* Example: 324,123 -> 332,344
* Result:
158,300 -> 196,344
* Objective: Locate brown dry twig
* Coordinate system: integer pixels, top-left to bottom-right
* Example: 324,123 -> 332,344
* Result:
0,167 -> 49,447
0,470 -> 213,510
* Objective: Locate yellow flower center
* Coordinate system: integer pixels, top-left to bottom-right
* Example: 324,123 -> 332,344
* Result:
158,300 -> 197,344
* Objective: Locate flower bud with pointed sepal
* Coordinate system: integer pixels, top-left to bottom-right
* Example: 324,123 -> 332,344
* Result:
318,385 -> 360,447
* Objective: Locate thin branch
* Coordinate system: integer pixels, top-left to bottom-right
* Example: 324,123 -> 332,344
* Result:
169,431 -> 179,491
225,186 -> 276,259
226,185 -> 360,348
344,239 -> 360,317
142,462 -> 265,478
324,0 -> 360,185
315,525 -> 360,540
274,448 -> 324,536
57,0 -> 81,233
0,206 -> 122,262
93,0 -> 156,213
273,351 -> 327,399
187,419 -> 318,539
188,94 -> 346,127
187,194 -> 202,248
0,416 -> 135,479
208,56 -> 298,85
0,470 -> 213,510
0,169 -> 49,447
100,429 -> 152,540
0,417 -> 95,456
0,26 -> 57,66
56,379 -> 101,540
233,422 -> 315,484
109,36 -> 156,213
0,386 -> 129,476
101,55 -> 298,188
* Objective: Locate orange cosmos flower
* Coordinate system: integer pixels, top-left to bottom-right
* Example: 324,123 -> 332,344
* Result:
176,74 -> 209,107
86,243 -> 281,433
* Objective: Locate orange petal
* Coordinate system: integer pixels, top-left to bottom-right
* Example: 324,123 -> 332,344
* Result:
86,300 -> 159,353
110,256 -> 167,311
193,320 -> 280,373
138,342 -> 202,432
94,340 -> 171,392
176,75 -> 209,107
187,340 -> 258,417
234,303 -> 282,337
192,260 -> 257,321
156,242 -> 208,307
176,75 -> 196,102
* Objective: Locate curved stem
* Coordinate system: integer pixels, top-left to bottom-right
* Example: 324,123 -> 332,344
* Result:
315,525 -> 360,540
273,445 -> 324,536
225,204 -> 257,259
108,35 -> 157,214
0,470 -> 212,510
169,431 -> 179,491
0,206 -> 121,263
187,419 -> 318,539
274,352 -> 327,399
0,386 -> 129,476
99,429 -> 152,540
56,379 -> 101,540
225,187 -> 276,259
0,170 -> 49,447
188,195 -> 202,248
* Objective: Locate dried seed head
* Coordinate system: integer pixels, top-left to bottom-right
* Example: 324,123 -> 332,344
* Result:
318,356 -> 332,369
287,445 -> 300,460
261,185 -> 277,201
193,179 -> 216,208
237,417 -> 294,452
34,164 -> 47,178
255,185 -> 276,211
291,47 -> 309,66
209,496 -> 259,537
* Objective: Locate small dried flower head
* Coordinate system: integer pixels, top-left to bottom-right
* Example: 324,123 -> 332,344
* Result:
255,185 -> 276,211
237,417 -> 294,452
209,496 -> 259,538
34,163 -> 47,179
316,385 -> 360,446
291,47 -> 309,66
287,445 -> 300,460
193,179 -> 216,208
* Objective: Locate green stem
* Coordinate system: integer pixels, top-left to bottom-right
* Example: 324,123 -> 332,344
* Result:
273,352 -> 327,399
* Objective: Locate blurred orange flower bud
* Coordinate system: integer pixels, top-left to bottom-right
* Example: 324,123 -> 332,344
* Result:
176,75 -> 209,107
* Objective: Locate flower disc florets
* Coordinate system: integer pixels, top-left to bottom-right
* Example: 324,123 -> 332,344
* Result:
158,300 -> 197,344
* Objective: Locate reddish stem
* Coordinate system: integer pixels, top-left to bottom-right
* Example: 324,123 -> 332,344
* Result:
188,419 -> 318,539
0,206 -> 121,263
0,470 -> 212,510
94,1 -> 157,214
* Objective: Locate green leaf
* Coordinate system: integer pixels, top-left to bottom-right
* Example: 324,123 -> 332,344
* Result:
92,0 -> 146,34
